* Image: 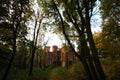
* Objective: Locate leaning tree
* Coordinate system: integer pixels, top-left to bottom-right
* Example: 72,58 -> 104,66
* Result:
38,0 -> 106,80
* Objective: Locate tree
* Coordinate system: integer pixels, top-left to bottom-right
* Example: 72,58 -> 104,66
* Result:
29,9 -> 45,75
0,1 -> 13,70
93,32 -> 103,55
100,0 -> 120,58
0,22 -> 13,71
39,0 -> 106,80
0,0 -> 32,80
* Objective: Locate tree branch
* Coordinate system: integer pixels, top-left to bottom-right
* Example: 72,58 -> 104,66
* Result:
52,0 -> 81,59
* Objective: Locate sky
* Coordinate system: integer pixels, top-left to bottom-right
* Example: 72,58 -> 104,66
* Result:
44,33 -> 63,48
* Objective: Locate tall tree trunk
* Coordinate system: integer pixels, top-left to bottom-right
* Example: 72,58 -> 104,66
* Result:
29,47 -> 35,75
82,34 -> 99,80
2,31 -> 17,80
29,14 -> 42,75
80,35 -> 92,80
84,0 -> 106,79
39,51 -> 42,68
85,44 -> 99,80
66,6 -> 98,80
80,59 -> 92,80
86,27 -> 106,80
28,17 -> 37,75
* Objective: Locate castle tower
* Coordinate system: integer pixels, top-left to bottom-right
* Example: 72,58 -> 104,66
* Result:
52,45 -> 58,52
44,46 -> 50,67
52,45 -> 59,66
44,46 -> 50,53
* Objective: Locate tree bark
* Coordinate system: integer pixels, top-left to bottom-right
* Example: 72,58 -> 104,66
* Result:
82,34 -> 99,80
84,0 -> 106,79
66,7 -> 98,80
29,14 -> 42,75
2,30 -> 17,80
29,47 -> 35,75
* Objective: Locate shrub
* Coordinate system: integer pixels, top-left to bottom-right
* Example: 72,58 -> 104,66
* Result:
49,67 -> 69,80
102,58 -> 120,80
68,62 -> 87,80
49,61 -> 87,80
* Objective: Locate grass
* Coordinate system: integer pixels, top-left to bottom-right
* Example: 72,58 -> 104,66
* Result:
1,59 -> 120,80
0,63 -> 87,80
0,66 -> 54,80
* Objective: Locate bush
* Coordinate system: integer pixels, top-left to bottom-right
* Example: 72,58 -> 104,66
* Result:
49,62 -> 87,80
49,67 -> 69,80
68,62 -> 87,80
102,58 -> 120,80
0,67 -> 53,80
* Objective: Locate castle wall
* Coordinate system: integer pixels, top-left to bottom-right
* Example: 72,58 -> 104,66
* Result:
43,45 -> 76,67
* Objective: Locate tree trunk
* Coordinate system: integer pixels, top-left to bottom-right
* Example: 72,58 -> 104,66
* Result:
39,52 -> 42,68
2,31 -> 17,80
29,14 -> 42,75
81,59 -> 92,80
81,33 -> 99,80
29,47 -> 35,75
85,42 -> 99,80
84,0 -> 106,79
86,28 -> 106,80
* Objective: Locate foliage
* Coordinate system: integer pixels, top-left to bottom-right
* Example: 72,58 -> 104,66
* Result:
100,0 -> 120,21
101,58 -> 120,80
94,1 -> 120,78
0,62 -> 120,80
93,31 -> 120,80
0,67 -> 53,80
0,44 -> 12,70
94,31 -> 120,58
0,0 -> 33,79
99,0 -> 120,57
68,62 -> 87,80
49,62 -> 87,80
49,67 -> 69,80
93,32 -> 105,56
0,0 -> 119,80
0,4 -> 13,70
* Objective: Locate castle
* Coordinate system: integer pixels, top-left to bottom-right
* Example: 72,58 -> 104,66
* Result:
43,44 -> 76,67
